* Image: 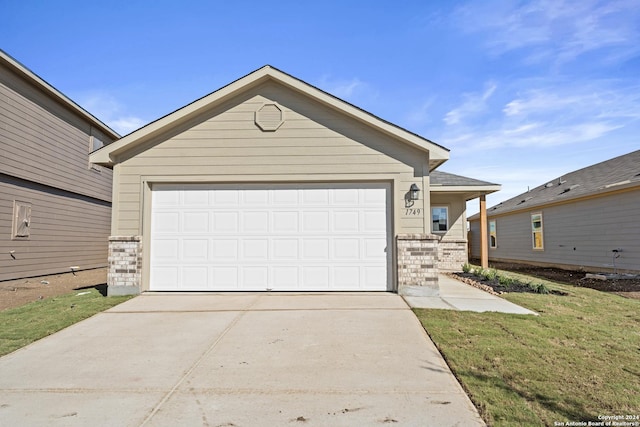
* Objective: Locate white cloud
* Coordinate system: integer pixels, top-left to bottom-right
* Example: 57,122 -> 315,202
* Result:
443,82 -> 497,125
75,92 -> 146,136
328,78 -> 364,99
315,75 -> 378,105
440,79 -> 639,151
405,97 -> 436,126
109,117 -> 146,135
454,0 -> 640,66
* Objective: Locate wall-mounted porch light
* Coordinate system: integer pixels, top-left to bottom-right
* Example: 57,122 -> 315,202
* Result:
409,183 -> 420,201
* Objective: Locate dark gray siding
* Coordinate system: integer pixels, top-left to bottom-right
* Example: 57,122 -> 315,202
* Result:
0,175 -> 111,281
0,59 -> 114,281
0,63 -> 113,202
470,189 -> 640,272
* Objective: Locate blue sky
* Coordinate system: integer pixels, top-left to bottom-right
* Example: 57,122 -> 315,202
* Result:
2,0 -> 639,215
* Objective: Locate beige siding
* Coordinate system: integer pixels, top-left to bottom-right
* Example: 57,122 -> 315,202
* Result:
431,193 -> 467,240
0,63 -> 113,202
470,189 -> 640,272
113,83 -> 429,236
0,175 -> 111,281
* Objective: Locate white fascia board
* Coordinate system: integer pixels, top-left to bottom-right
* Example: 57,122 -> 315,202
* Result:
430,185 -> 502,193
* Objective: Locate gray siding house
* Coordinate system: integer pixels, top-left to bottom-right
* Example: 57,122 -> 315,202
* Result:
469,150 -> 640,273
90,65 -> 500,296
1,50 -> 119,281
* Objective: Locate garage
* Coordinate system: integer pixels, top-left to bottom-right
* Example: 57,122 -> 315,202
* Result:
149,183 -> 391,291
92,65 -> 497,297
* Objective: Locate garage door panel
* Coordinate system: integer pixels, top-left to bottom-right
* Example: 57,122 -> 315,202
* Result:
273,189 -> 298,204
242,211 -> 269,232
363,211 -> 386,232
242,240 -> 269,259
273,239 -> 299,259
243,190 -> 269,205
272,266 -> 298,288
302,266 -> 330,288
364,239 -> 387,258
154,190 -> 180,205
153,212 -> 180,233
242,267 -> 269,288
212,240 -> 238,259
333,211 -> 359,232
183,212 -> 209,232
363,188 -> 386,205
212,190 -> 238,205
212,267 -> 238,288
302,239 -> 330,260
150,184 -> 390,291
184,190 -> 209,205
151,267 -> 179,290
333,267 -> 360,289
182,267 -> 208,289
213,212 -> 239,233
302,211 -> 329,232
272,211 -> 298,232
153,239 -> 179,259
183,239 -> 208,261
334,188 -> 359,204
334,239 -> 360,259
302,189 -> 329,205
364,267 -> 387,287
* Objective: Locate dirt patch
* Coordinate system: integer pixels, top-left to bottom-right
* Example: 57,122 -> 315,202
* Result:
0,268 -> 107,311
476,260 -> 640,300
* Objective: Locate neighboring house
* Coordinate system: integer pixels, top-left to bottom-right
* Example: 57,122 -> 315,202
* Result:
469,150 -> 640,273
1,50 -> 119,281
90,65 -> 500,296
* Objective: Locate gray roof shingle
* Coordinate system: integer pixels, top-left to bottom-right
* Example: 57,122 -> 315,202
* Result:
483,149 -> 640,217
430,171 -> 499,187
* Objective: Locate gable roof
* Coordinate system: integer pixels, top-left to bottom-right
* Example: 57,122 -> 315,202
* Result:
471,149 -> 640,219
0,49 -> 120,140
90,65 -> 450,168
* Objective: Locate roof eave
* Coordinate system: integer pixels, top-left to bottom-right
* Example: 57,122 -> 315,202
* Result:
431,185 -> 502,201
470,181 -> 640,220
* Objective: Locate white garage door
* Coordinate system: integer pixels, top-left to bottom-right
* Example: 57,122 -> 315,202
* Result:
149,183 -> 391,291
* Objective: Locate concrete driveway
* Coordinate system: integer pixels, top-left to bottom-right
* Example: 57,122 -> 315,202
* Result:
0,293 -> 484,426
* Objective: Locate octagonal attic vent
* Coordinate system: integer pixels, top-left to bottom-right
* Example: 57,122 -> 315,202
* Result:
255,103 -> 284,131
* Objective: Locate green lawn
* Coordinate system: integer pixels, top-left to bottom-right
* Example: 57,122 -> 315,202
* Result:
0,288 -> 133,357
415,276 -> 640,426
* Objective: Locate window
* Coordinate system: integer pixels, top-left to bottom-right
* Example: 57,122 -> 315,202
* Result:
489,220 -> 497,248
12,201 -> 31,240
531,213 -> 544,249
90,135 -> 104,152
88,135 -> 105,172
431,206 -> 448,232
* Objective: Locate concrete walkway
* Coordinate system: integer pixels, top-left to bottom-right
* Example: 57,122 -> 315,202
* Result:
404,274 -> 538,315
0,293 -> 485,426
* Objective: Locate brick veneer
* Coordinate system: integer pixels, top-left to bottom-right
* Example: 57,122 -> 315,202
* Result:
437,239 -> 468,271
107,236 -> 142,296
396,233 -> 440,296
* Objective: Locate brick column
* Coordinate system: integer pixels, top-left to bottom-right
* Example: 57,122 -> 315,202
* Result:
437,239 -> 468,271
396,234 -> 439,296
107,236 -> 142,296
